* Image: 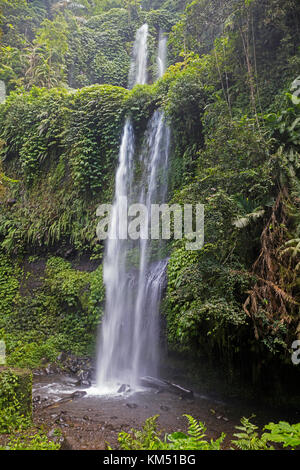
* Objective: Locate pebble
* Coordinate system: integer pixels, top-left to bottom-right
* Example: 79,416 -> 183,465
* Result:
160,405 -> 170,411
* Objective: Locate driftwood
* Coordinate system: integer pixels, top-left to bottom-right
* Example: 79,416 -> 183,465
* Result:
140,376 -> 194,398
42,391 -> 87,409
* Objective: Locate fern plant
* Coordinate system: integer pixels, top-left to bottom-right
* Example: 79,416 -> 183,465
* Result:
232,195 -> 265,229
116,415 -> 225,450
166,415 -> 225,450
114,415 -> 300,451
117,415 -> 165,450
231,416 -> 271,450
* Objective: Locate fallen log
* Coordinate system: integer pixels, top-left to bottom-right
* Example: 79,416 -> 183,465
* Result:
42,391 -> 87,409
140,376 -> 194,398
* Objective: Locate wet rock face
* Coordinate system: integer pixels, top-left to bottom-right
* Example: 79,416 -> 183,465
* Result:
45,364 -> 60,375
62,354 -> 95,382
72,391 -> 87,399
75,369 -> 92,387
117,384 -> 131,394
33,353 -> 95,387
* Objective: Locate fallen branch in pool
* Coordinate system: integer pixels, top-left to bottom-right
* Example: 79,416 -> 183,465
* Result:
140,376 -> 194,398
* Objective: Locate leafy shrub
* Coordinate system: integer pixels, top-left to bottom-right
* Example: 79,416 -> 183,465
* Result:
115,415 -> 300,451
116,414 -> 225,450
0,430 -> 61,450
231,416 -> 270,450
262,422 -> 300,450
0,370 -> 31,433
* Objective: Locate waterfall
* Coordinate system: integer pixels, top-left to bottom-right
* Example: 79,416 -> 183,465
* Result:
0,80 -> 6,104
128,24 -> 148,89
157,32 -> 167,80
96,29 -> 169,393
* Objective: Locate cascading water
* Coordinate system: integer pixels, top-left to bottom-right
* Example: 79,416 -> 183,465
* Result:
157,32 -> 167,80
128,24 -> 148,89
96,28 -> 170,394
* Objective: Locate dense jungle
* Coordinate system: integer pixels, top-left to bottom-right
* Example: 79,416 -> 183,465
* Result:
0,0 -> 300,452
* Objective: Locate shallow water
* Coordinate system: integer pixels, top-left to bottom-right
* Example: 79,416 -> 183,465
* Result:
32,373 -> 298,450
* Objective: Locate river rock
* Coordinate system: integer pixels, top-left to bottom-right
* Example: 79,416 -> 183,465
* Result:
160,405 -> 170,411
75,378 -> 91,387
117,384 -> 131,393
71,390 -> 87,399
57,352 -> 67,362
45,363 -> 61,375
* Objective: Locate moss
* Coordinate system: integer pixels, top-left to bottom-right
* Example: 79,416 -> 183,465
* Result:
0,366 -> 32,418
1,255 -> 105,367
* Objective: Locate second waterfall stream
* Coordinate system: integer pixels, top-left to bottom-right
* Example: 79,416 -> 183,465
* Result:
95,25 -> 170,394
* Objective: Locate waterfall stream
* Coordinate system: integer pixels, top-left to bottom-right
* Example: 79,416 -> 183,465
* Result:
96,26 -> 170,394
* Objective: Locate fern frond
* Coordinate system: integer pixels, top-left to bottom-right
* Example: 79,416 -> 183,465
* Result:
183,414 -> 207,440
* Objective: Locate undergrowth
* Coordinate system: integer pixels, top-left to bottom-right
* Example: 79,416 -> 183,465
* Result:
113,415 -> 300,451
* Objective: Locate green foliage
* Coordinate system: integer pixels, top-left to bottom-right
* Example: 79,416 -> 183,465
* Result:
117,415 -> 165,450
0,254 -> 105,367
117,414 -> 225,450
5,337 -> 62,369
167,415 -> 225,450
41,257 -> 104,355
0,253 -> 21,327
0,369 -> 31,433
162,109 -> 276,355
265,79 -> 300,149
0,45 -> 26,90
0,84 -> 128,192
0,0 -> 299,401
262,421 -> 300,450
0,86 -> 69,184
232,418 -> 300,450
68,85 -> 129,193
25,15 -> 69,89
162,74 -> 299,363
115,414 -> 300,451
1,430 -> 61,450
126,84 -> 157,134
0,367 -> 59,448
0,84 -> 129,254
68,8 -> 135,88
0,1 -> 179,91
46,256 -> 91,308
231,416 -> 270,450
163,63 -> 209,151
165,244 -> 250,355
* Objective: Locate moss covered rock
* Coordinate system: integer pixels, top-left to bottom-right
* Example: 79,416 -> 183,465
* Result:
0,366 -> 32,418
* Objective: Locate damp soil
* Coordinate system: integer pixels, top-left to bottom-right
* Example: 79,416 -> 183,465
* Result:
32,374 -> 299,450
